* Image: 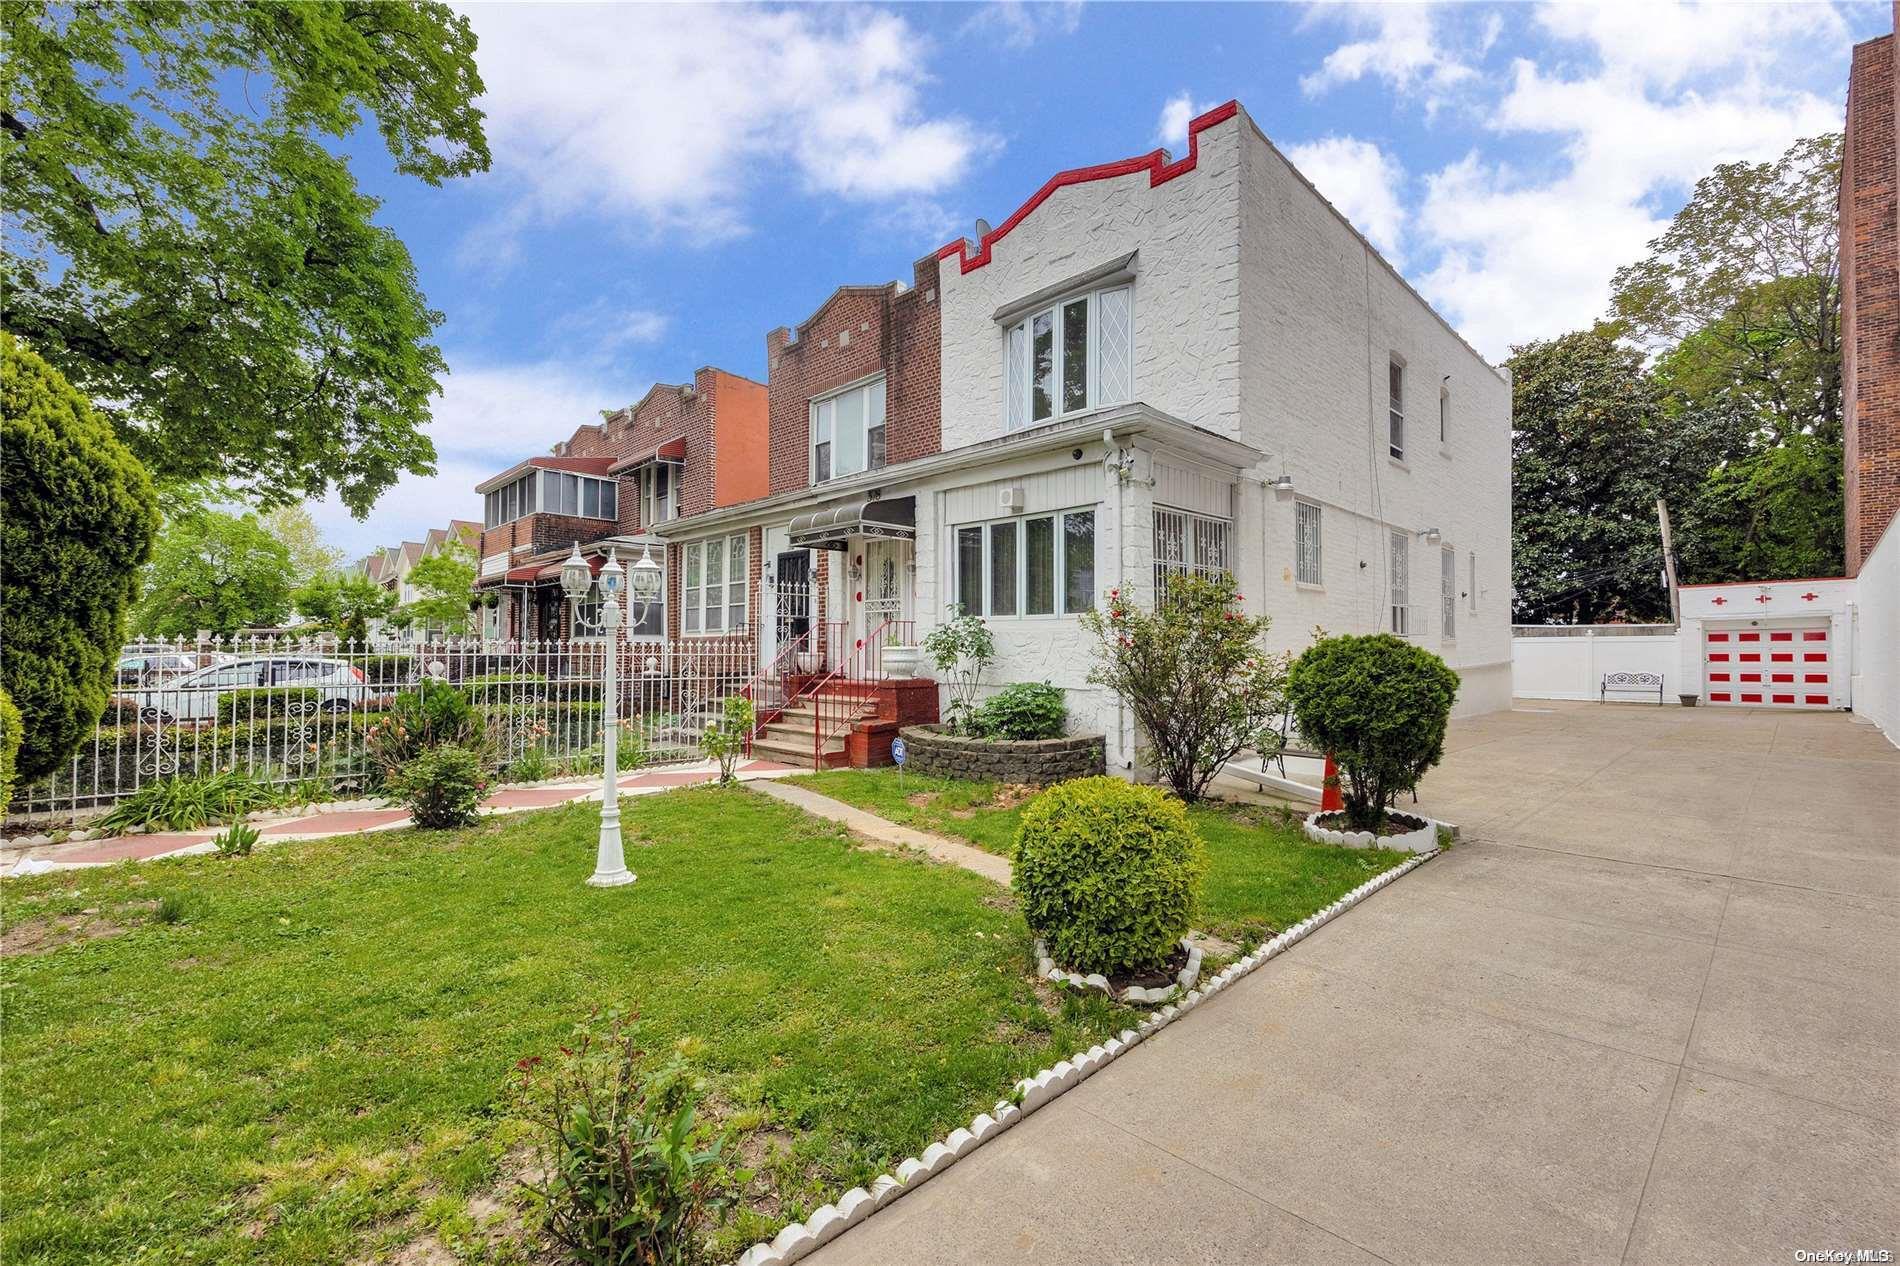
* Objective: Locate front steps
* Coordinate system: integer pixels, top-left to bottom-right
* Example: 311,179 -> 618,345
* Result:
749,697 -> 877,768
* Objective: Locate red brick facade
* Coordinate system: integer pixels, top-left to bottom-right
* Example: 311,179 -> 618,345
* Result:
1843,19 -> 1900,576
765,257 -> 941,495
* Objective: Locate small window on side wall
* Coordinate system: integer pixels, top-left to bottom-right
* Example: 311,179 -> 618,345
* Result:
1388,358 -> 1405,461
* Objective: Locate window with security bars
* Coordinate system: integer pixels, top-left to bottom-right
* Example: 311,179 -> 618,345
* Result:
1389,531 -> 1410,635
1441,547 -> 1456,640
1295,501 -> 1322,585
1153,508 -> 1232,602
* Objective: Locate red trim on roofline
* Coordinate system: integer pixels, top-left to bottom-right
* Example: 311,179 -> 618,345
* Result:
936,100 -> 1240,276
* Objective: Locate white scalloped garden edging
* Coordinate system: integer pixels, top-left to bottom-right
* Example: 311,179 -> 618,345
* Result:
731,846 -> 1441,1266
1303,810 -> 1438,854
1033,936 -> 1202,1005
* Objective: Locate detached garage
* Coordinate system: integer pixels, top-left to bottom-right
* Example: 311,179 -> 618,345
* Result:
1680,579 -> 1857,710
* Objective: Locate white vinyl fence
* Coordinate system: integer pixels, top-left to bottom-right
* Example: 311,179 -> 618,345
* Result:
1511,625 -> 1678,702
8,634 -> 756,827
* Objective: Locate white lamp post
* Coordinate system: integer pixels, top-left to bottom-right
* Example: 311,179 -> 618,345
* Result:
562,543 -> 664,888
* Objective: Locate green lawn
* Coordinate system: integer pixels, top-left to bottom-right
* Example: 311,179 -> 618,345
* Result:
786,769 -> 1412,946
0,789 -> 1129,1265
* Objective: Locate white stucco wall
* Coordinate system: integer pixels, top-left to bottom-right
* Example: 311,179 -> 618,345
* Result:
1851,521 -> 1900,746
922,101 -> 1514,762
1235,113 -> 1514,718
937,118 -> 1243,452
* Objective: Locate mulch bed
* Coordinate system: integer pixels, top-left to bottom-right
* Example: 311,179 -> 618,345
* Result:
1312,810 -> 1428,839
1106,943 -> 1192,993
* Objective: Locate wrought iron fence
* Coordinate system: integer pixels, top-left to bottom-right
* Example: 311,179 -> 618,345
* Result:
7,632 -> 757,827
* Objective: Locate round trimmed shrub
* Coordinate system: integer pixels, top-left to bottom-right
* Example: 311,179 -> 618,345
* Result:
1287,633 -> 1460,832
1,334 -> 160,783
1012,776 -> 1206,976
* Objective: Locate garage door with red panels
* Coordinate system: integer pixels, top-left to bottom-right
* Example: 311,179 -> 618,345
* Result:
1704,623 -> 1832,707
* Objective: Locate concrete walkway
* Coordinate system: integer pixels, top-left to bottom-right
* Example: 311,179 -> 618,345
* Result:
811,703 -> 1900,1265
3,760 -> 800,875
747,779 -> 1014,884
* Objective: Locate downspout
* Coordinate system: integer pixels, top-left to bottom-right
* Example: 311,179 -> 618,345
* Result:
1105,427 -> 1133,770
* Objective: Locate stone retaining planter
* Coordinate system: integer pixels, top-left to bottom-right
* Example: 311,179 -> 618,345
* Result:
1033,937 -> 1202,1005
896,725 -> 1104,786
1303,810 -> 1438,854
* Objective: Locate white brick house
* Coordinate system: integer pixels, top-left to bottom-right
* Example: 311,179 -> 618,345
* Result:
926,100 -> 1511,765
663,100 -> 1512,770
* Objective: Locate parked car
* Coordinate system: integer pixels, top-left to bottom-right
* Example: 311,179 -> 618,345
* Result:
114,652 -> 207,687
117,656 -> 375,723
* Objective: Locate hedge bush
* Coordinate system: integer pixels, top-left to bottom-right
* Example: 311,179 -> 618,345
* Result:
0,685 -> 22,813
366,679 -> 489,779
386,744 -> 489,829
970,681 -> 1066,741
1287,633 -> 1460,831
1012,776 -> 1206,976
1,334 -> 160,782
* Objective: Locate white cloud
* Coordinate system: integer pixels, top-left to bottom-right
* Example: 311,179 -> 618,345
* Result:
1299,2 -> 1476,101
1534,1 -> 1847,91
1299,0 -> 1850,359
460,4 -> 990,254
1155,92 -> 1216,149
310,357 -> 645,557
1282,136 -> 1408,265
961,0 -> 1085,51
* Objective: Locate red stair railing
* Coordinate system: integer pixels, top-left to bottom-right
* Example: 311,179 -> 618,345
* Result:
806,619 -> 894,768
739,630 -> 810,756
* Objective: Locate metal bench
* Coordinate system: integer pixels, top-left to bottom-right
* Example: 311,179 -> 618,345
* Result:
1600,671 -> 1664,704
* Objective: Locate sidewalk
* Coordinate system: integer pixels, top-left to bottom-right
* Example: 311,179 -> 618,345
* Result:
4,760 -> 801,877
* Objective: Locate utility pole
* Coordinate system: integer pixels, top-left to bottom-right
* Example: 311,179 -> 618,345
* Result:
1656,498 -> 1681,626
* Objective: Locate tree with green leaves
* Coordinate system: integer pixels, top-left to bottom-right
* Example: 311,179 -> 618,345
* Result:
1,332 -> 159,783
262,505 -> 344,586
1508,331 -> 1739,624
132,511 -> 294,639
291,569 -> 396,634
1607,132 -> 1843,584
402,543 -> 478,635
2,2 -> 489,514
1609,134 -> 1840,444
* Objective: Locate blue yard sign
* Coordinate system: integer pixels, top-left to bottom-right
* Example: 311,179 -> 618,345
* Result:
890,737 -> 908,766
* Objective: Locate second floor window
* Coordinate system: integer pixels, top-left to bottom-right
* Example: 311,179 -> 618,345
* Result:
1388,358 -> 1405,461
1005,285 -> 1132,431
811,376 -> 886,483
639,463 -> 674,527
488,468 -> 617,528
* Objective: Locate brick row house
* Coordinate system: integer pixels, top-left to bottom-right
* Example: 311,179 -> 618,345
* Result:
473,100 -> 1516,767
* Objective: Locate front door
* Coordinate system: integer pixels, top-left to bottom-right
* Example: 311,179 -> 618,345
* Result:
862,538 -> 912,639
775,551 -> 813,651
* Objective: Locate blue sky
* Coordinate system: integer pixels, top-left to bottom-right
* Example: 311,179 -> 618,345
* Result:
317,0 -> 1886,556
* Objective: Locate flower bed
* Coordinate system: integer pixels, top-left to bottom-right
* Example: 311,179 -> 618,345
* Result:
896,724 -> 1103,786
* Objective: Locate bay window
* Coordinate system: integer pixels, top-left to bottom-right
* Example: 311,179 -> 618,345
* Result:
1004,285 -> 1132,431
683,534 -> 748,635
482,469 -> 616,527
952,508 -> 1095,618
812,376 -> 886,483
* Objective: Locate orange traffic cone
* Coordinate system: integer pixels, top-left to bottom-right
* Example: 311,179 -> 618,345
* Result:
1321,752 -> 1344,812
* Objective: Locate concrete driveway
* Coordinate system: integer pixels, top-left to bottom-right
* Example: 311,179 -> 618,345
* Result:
810,702 -> 1900,1265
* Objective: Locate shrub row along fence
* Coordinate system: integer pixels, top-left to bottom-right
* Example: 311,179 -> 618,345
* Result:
8,634 -> 757,827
